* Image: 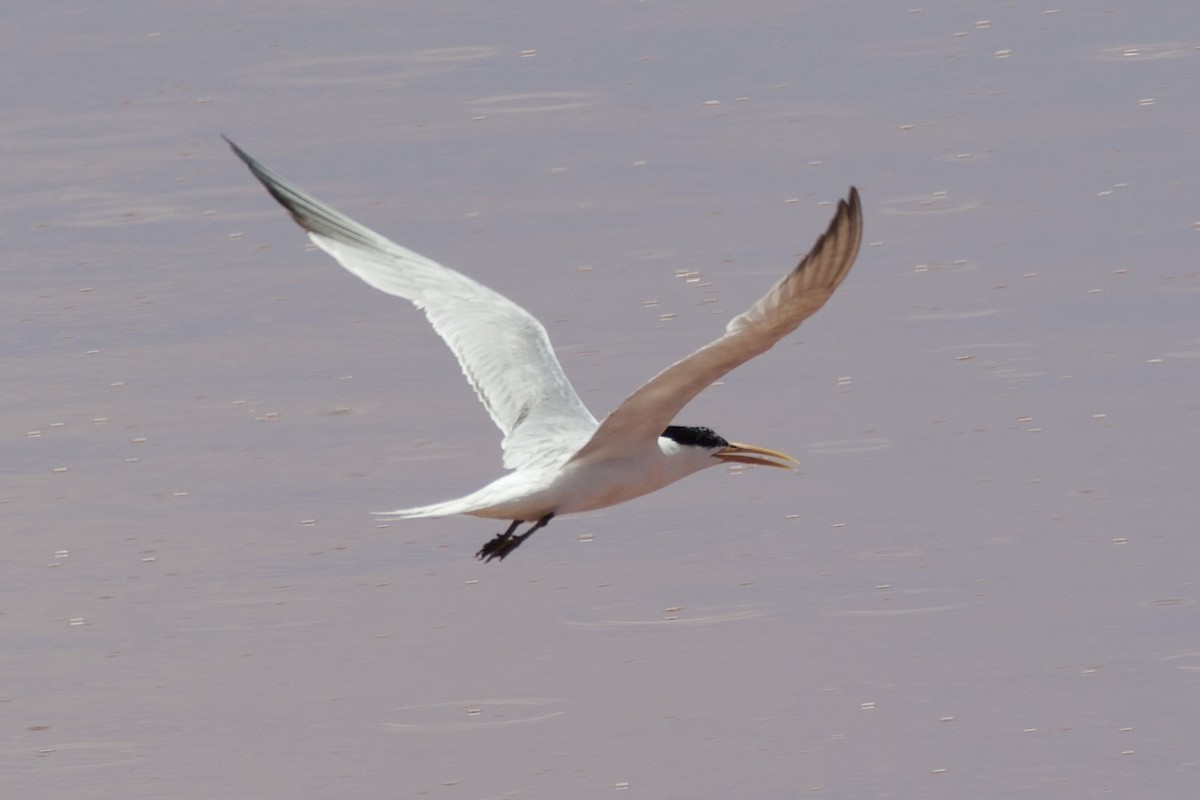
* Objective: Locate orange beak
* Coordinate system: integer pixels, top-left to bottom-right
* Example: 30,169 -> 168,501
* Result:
714,442 -> 798,470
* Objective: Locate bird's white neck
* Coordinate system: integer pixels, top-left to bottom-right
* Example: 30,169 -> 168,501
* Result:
654,436 -> 722,485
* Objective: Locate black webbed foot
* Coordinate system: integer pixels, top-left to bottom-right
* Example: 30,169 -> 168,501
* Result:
477,519 -> 523,562
475,514 -> 555,563
476,532 -> 523,562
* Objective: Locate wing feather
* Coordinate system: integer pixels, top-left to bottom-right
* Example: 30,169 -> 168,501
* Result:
226,137 -> 598,469
569,187 -> 862,464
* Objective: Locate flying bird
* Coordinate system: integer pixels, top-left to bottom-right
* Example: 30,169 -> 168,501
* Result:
226,137 -> 862,562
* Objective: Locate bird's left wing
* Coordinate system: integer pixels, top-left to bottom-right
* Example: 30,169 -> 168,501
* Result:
225,137 -> 599,470
569,187 -> 862,465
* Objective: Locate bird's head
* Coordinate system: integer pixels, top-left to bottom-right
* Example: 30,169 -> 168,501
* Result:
661,425 -> 797,471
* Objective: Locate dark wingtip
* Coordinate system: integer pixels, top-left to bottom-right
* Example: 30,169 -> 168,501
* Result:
843,186 -> 861,221
839,185 -> 864,246
221,134 -> 257,170
222,137 -> 383,249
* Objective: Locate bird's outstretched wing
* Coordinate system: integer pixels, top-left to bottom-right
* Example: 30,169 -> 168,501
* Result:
569,188 -> 862,465
225,137 -> 598,470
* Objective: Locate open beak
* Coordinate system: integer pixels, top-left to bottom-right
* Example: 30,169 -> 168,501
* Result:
714,442 -> 798,470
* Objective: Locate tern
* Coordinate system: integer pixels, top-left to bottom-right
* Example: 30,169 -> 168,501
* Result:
226,137 -> 862,562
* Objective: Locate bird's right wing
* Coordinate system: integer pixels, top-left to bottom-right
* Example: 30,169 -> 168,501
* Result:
569,187 -> 862,465
226,137 -> 598,470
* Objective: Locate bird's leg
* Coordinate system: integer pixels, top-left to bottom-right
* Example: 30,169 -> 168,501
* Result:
476,513 -> 555,562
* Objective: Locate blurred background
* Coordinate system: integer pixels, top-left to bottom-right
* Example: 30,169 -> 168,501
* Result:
4,2 -> 1197,797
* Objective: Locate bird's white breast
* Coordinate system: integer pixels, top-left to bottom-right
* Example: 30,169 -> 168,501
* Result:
464,437 -> 717,520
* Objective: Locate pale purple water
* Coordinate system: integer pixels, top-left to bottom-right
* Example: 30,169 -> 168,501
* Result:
4,2 -> 1198,797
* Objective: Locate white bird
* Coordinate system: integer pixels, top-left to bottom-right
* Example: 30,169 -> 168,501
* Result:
226,137 -> 862,562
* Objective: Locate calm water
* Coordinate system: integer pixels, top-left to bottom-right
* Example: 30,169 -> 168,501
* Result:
4,2 -> 1198,797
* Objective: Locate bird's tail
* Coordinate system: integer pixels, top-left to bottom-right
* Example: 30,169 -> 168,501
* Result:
371,496 -> 489,521
372,473 -> 532,522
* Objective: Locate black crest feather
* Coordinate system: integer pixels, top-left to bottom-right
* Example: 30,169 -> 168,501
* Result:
661,425 -> 728,449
